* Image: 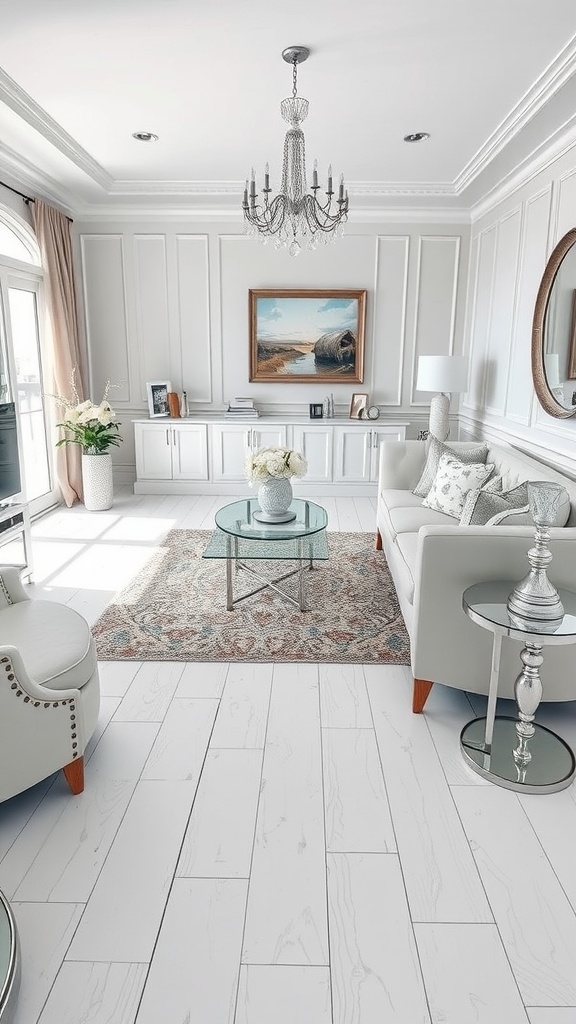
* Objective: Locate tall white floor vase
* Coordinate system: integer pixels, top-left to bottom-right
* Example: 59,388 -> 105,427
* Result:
81,452 -> 113,511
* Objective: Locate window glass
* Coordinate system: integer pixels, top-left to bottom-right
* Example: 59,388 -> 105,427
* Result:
0,223 -> 38,263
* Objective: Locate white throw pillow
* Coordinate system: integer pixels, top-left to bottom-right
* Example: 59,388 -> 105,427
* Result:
422,453 -> 495,519
413,437 -> 489,498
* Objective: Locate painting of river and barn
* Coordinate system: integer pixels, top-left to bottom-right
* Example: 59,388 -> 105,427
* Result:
249,289 -> 366,383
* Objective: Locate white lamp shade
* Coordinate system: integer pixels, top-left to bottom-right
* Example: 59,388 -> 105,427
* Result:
416,355 -> 468,394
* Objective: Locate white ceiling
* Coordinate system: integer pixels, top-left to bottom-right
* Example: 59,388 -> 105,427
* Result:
0,0 -> 576,217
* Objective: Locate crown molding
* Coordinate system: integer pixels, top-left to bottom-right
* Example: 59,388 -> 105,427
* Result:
469,117 -> 576,223
0,66 -> 113,190
0,140 -> 77,214
71,203 -> 471,223
454,34 -> 576,193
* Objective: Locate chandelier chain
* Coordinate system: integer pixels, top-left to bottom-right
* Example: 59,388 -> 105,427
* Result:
292,58 -> 298,99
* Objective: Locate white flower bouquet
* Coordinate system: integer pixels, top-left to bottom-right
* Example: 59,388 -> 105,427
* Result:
246,446 -> 307,484
50,370 -> 123,454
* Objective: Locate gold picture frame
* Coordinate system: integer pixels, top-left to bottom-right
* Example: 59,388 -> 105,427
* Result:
249,288 -> 366,383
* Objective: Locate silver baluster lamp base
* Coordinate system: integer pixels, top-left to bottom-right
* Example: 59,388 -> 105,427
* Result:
507,481 -> 564,625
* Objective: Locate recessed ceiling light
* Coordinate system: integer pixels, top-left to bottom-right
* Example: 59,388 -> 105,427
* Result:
132,132 -> 159,142
404,132 -> 430,143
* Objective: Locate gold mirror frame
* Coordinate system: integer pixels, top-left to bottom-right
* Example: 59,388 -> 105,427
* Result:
532,227 -> 576,419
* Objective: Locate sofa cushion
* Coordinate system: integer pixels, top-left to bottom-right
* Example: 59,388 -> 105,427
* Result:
0,600 -> 97,691
394,533 -> 419,603
422,453 -> 495,518
459,482 -> 571,527
389,505 -> 457,536
413,437 -> 489,498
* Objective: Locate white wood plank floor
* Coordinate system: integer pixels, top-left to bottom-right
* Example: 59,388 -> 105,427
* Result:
1,488 -> 576,1023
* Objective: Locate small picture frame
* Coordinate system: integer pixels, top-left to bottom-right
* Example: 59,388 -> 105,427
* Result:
309,403 -> 324,419
349,393 -> 368,419
146,380 -> 171,418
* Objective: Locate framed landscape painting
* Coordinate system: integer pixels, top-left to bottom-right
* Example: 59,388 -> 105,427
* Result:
249,289 -> 366,383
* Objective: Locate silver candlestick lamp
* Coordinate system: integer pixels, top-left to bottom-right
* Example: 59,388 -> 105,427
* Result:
507,481 -> 564,625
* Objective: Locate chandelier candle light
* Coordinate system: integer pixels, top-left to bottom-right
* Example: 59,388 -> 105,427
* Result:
242,46 -> 349,256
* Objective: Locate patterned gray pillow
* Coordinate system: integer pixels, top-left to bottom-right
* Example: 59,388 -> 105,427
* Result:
422,453 -> 496,519
459,483 -> 529,526
413,437 -> 489,498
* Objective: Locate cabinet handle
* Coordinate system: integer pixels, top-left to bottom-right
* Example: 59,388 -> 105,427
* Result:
173,429 -> 177,446
364,431 -> 371,451
166,428 -> 170,446
371,431 -> 378,449
246,430 -> 252,449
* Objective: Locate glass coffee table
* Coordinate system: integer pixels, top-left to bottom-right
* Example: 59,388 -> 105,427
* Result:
203,498 -> 329,611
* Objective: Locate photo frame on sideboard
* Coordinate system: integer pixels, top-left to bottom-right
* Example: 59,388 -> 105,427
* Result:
146,381 -> 171,417
309,403 -> 324,419
349,393 -> 368,419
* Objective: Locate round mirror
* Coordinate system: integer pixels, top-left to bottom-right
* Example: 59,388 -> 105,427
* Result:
532,227 -> 576,418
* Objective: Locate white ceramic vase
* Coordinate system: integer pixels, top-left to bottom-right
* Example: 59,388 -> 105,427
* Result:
257,477 -> 293,521
82,452 -> 113,511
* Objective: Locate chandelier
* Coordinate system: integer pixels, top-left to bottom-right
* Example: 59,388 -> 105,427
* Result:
242,46 -> 349,257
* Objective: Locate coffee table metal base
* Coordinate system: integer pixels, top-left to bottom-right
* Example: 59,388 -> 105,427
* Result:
226,535 -> 313,612
461,715 -> 576,794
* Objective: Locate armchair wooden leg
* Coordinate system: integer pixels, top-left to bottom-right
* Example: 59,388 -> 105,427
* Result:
62,756 -> 85,795
375,530 -> 383,551
413,678 -> 434,714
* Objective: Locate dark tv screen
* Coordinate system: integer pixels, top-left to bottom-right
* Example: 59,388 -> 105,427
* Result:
0,402 -> 22,503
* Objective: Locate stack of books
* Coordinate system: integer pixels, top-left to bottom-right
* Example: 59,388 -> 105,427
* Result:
225,397 -> 260,420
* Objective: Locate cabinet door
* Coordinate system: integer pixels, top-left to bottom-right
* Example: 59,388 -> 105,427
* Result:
251,425 -> 288,451
333,426 -> 372,483
292,425 -> 333,483
135,422 -> 173,480
211,424 -> 253,482
369,426 -> 407,480
172,423 -> 208,480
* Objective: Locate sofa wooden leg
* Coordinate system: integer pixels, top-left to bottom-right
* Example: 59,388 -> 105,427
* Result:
62,756 -> 85,795
413,678 -> 434,714
375,530 -> 383,551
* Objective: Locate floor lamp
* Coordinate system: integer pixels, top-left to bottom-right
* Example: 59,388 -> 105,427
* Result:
416,355 -> 468,442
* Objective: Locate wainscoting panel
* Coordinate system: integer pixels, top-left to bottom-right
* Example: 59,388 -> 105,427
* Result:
484,206 -> 521,417
176,234 -> 211,404
80,234 -> 130,404
373,235 -> 409,406
133,235 -> 171,399
412,235 -> 461,405
505,187 -> 551,425
464,224 -> 497,413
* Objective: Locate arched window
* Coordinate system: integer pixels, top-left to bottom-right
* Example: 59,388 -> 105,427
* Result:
0,211 -> 41,266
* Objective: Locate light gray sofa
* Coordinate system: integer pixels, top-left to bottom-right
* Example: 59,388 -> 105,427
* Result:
376,440 -> 576,712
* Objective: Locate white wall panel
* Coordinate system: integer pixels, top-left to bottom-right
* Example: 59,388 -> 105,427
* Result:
506,188 -> 551,424
484,208 -> 521,416
412,236 -> 461,404
133,235 -> 170,400
556,169 -> 576,242
373,237 -> 409,405
465,226 -> 497,411
175,235 -> 211,404
80,235 -> 130,403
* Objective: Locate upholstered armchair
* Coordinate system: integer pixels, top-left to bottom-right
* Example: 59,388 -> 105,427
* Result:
0,567 -> 100,802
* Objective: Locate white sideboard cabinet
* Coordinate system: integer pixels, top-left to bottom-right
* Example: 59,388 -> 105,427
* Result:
133,417 -> 408,495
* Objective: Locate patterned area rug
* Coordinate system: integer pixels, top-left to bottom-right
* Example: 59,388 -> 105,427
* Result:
92,529 -> 410,664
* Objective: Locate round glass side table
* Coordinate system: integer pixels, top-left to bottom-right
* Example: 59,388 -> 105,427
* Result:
460,581 -> 576,794
0,889 -> 19,1022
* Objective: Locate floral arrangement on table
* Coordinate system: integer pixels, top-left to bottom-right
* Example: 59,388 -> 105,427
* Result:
50,370 -> 123,454
246,446 -> 307,484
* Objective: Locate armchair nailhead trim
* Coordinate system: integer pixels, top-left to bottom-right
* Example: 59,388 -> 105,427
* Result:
4,658 -> 82,762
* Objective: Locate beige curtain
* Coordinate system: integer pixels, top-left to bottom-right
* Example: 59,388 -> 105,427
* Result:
32,200 -> 85,506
